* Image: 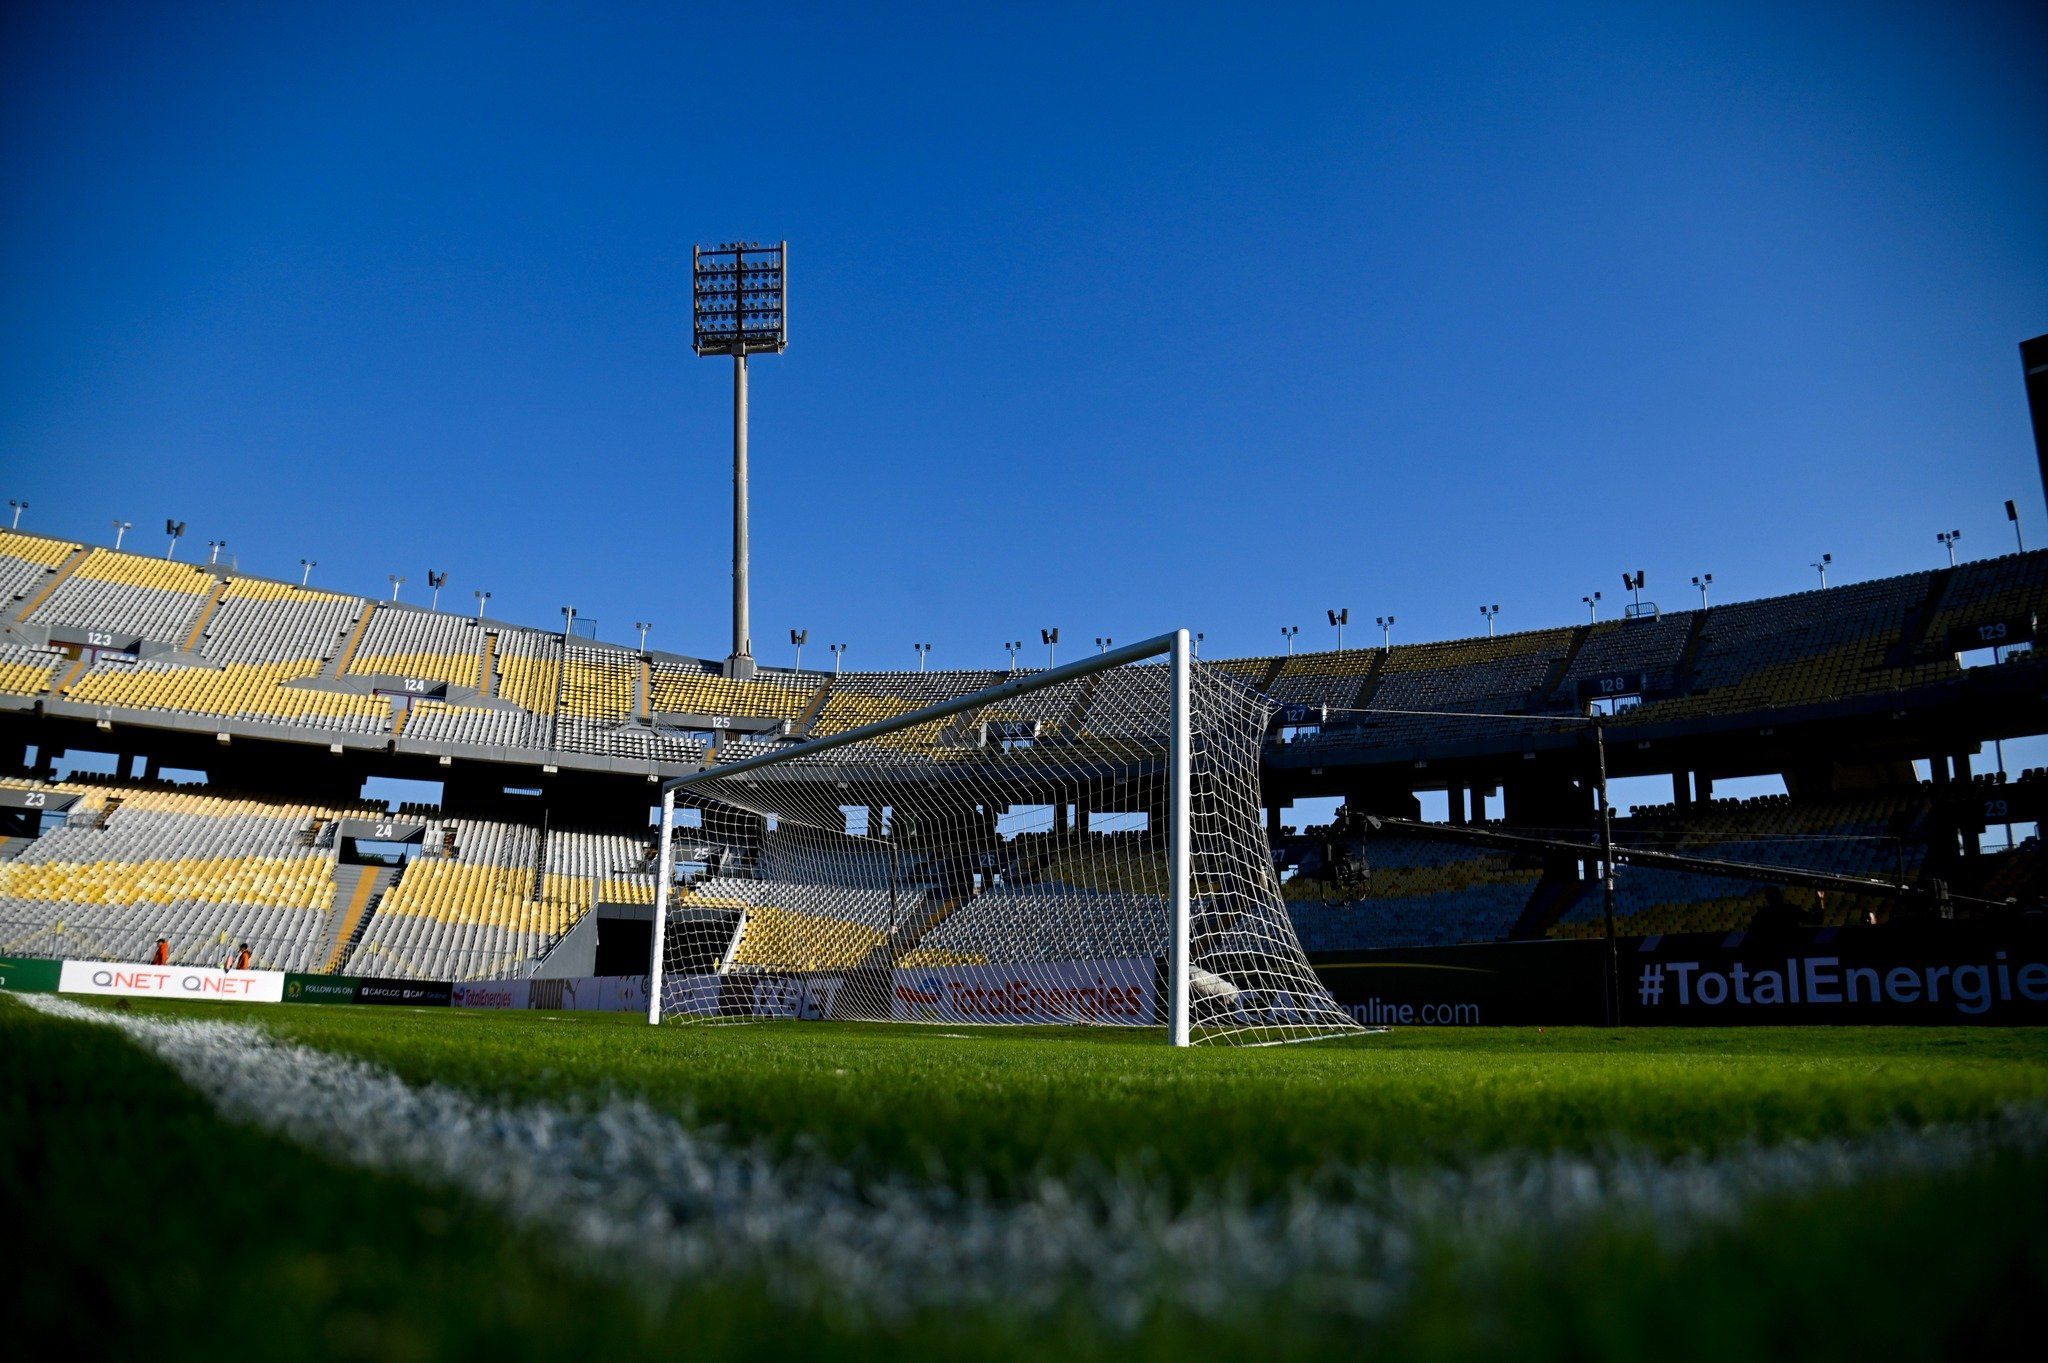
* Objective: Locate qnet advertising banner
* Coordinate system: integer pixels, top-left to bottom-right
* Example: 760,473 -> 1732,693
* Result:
890,958 -> 1155,1025
59,960 -> 286,1004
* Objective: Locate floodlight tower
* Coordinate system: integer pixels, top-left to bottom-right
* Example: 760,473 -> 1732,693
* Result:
694,240 -> 788,680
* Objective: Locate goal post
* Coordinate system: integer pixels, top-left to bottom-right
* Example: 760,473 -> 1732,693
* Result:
645,628 -> 1361,1046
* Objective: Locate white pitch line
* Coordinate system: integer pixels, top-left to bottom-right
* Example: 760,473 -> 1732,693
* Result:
16,991 -> 2047,1328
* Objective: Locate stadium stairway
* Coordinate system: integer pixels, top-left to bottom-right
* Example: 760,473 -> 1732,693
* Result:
1901,566 -> 1958,656
323,864 -> 398,973
1670,609 -> 1713,692
476,629 -> 501,698
790,680 -> 835,737
1536,627 -> 1591,705
1345,647 -> 1390,712
181,580 -> 230,652
1507,862 -> 1588,938
326,604 -> 376,678
8,545 -> 90,625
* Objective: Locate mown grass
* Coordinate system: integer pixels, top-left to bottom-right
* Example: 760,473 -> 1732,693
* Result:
171,1002 -> 2048,1199
7,996 -> 2046,1362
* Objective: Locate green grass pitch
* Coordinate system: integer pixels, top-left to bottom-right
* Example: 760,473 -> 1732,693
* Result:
4,995 -> 2045,1361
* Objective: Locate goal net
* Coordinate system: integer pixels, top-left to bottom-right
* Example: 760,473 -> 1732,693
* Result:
649,631 -> 1362,1046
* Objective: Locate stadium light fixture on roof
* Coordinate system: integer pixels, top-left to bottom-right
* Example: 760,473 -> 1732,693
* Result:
426,570 -> 449,611
112,519 -> 132,550
388,574 -> 405,601
1812,552 -> 1832,588
1095,636 -> 1114,655
1327,608 -> 1348,650
300,558 -> 317,587
694,240 -> 788,680
1691,573 -> 1712,607
1041,627 -> 1059,666
1280,625 -> 1299,656
164,519 -> 186,558
1937,529 -> 1962,567
1582,591 -> 1600,622
6,499 -> 24,530
914,642 -> 932,673
2008,499 -> 2025,552
1375,615 -> 1395,647
474,589 -> 492,620
830,642 -> 847,675
208,539 -> 227,565
1480,603 -> 1500,637
790,628 -> 808,670
1004,640 -> 1023,671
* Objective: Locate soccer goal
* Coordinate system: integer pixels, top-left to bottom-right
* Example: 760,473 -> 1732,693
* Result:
646,630 -> 1361,1046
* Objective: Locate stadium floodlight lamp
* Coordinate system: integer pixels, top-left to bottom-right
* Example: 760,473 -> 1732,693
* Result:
207,539 -> 228,565
426,569 -> 449,611
914,642 -> 932,673
1194,631 -> 1204,657
790,628 -> 809,669
474,589 -> 492,620
1280,625 -> 1300,656
165,519 -> 186,558
1582,592 -> 1600,622
1812,552 -> 1832,588
300,558 -> 317,586
1095,636 -> 1114,655
387,574 -> 406,601
2008,499 -> 2025,552
1041,627 -> 1060,666
830,642 -> 847,675
694,240 -> 788,678
112,519 -> 132,550
1004,640 -> 1023,671
1691,573 -> 1712,607
1375,615 -> 1395,647
1327,608 -> 1348,649
635,620 -> 654,653
1480,603 -> 1500,637
1937,529 -> 1962,567
6,499 -> 25,529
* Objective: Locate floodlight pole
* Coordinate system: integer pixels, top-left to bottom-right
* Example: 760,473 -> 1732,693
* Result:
1591,713 -> 1620,1027
1168,627 -> 1193,1048
732,349 -> 751,667
695,240 -> 785,680
646,787 -> 676,1025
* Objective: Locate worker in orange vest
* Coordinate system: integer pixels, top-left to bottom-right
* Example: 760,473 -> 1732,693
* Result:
151,937 -> 170,966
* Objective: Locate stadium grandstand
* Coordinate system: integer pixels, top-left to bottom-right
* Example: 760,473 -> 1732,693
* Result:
3,526 -> 2045,981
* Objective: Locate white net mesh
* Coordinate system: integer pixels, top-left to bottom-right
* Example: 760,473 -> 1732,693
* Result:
653,643 -> 1362,1045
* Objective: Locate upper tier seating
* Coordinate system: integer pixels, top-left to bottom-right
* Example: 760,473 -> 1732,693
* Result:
25,548 -> 214,643
5,535 -> 2045,775
349,604 -> 485,688
0,530 -> 81,609
195,581 -> 362,664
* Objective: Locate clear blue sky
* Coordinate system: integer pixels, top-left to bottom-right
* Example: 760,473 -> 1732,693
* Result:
5,1 -> 2046,671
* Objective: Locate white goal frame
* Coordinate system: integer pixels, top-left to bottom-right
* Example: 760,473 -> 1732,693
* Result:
646,629 -> 1198,1044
